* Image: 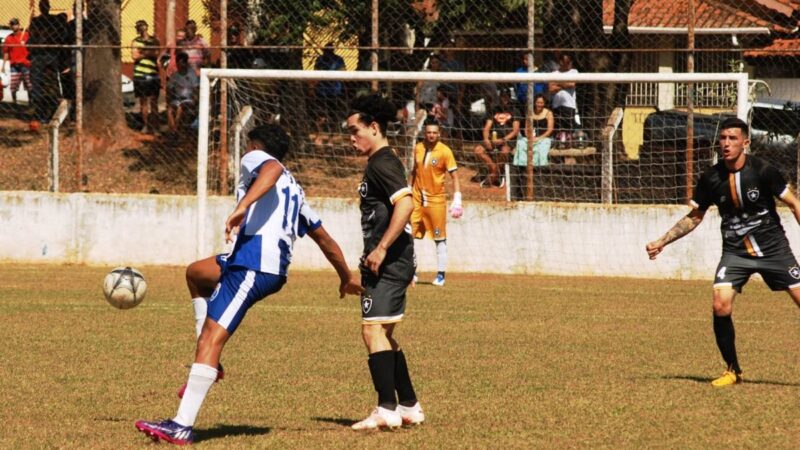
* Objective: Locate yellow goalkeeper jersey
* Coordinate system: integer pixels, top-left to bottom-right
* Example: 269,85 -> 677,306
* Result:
412,141 -> 458,205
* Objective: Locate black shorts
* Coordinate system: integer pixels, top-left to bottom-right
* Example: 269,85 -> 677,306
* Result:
134,75 -> 161,98
713,252 -> 800,292
360,274 -> 408,324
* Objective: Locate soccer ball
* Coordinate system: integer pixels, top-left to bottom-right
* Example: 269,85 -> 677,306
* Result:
103,267 -> 147,309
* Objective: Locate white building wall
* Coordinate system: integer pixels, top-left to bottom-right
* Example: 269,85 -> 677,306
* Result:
3,192 -> 800,281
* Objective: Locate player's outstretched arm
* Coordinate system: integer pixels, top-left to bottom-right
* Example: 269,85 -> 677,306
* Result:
779,189 -> 800,226
307,225 -> 364,298
646,208 -> 705,260
365,195 -> 415,274
224,160 -> 282,242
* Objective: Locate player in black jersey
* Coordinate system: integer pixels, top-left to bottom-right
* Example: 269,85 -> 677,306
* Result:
647,117 -> 800,387
345,94 -> 424,429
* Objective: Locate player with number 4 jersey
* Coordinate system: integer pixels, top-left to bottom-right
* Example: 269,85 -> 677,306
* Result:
136,124 -> 362,445
646,117 -> 800,389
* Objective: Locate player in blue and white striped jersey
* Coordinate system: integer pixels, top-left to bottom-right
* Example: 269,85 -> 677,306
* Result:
136,124 -> 363,445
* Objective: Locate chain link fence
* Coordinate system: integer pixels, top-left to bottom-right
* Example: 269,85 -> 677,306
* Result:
1,0 -> 798,202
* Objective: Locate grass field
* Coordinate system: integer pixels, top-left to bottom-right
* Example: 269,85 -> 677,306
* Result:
2,264 -> 800,449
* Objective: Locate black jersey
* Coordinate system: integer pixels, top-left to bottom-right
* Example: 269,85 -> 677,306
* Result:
359,147 -> 415,283
691,156 -> 791,258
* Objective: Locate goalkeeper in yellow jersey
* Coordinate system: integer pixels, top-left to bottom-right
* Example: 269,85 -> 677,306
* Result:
410,118 -> 462,286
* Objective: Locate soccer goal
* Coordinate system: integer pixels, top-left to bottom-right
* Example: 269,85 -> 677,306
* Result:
195,68 -> 749,258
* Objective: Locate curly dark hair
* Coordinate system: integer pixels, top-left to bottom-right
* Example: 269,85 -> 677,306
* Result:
348,94 -> 398,136
247,124 -> 290,161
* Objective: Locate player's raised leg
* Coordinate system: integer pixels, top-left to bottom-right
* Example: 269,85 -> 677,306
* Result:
711,286 -> 743,387
178,255 -> 226,398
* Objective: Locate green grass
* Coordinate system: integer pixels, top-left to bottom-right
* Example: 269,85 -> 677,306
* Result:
1,264 -> 799,448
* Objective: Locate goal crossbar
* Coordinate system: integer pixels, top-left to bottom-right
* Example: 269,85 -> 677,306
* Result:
195,69 -> 749,257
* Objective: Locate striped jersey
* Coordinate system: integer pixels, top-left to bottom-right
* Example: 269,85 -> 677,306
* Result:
691,155 -> 791,258
412,141 -> 457,206
132,36 -> 159,77
228,150 -> 321,276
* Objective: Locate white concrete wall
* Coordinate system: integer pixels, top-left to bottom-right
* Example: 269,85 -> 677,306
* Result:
3,191 -> 799,281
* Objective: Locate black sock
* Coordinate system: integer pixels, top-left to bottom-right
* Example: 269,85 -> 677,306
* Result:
713,314 -> 742,374
394,350 -> 418,407
368,350 -> 397,409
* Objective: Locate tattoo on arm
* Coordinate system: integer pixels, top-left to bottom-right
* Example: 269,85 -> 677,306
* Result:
661,215 -> 700,246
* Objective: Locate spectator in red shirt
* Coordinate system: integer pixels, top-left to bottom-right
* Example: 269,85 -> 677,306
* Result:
3,18 -> 32,104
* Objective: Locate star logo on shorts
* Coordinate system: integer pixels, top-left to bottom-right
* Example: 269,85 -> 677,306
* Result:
747,188 -> 759,202
788,266 -> 800,280
361,294 -> 373,314
434,227 -> 441,237
209,283 -> 221,302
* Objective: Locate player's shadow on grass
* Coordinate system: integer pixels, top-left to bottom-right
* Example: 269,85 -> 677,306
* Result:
312,416 -> 357,427
194,424 -> 271,443
662,375 -> 800,387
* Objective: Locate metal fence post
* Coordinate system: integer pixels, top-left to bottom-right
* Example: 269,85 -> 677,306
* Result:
233,105 -> 253,186
602,108 -> 624,204
48,100 -> 70,193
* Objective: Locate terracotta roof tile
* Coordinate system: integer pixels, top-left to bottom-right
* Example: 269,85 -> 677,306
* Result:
603,0 -> 794,32
744,38 -> 800,57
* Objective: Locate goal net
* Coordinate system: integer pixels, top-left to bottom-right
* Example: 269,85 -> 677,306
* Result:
194,69 -> 753,266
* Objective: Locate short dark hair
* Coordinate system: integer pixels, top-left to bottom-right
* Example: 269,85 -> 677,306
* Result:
720,117 -> 749,137
136,20 -> 148,28
247,124 -> 290,161
349,94 -> 398,136
175,51 -> 189,63
423,117 -> 440,128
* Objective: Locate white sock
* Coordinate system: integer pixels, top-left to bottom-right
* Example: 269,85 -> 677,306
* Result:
192,297 -> 207,339
436,240 -> 447,273
174,363 -> 218,427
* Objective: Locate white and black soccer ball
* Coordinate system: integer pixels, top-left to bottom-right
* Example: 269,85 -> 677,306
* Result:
103,267 -> 147,309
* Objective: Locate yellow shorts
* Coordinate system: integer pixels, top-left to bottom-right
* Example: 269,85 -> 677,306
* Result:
411,201 -> 447,240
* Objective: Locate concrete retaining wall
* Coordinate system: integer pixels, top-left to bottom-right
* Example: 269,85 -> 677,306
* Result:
2,191 -> 799,280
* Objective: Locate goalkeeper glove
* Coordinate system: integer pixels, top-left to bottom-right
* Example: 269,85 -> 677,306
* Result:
449,192 -> 463,219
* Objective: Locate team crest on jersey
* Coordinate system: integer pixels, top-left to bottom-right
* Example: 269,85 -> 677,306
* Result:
361,294 -> 373,314
431,158 -> 439,166
747,188 -> 759,202
789,266 -> 800,280
358,181 -> 368,198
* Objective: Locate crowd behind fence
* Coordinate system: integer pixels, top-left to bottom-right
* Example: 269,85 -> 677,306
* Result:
0,0 -> 798,203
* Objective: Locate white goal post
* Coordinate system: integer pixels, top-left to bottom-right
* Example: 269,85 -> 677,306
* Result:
195,69 -> 749,258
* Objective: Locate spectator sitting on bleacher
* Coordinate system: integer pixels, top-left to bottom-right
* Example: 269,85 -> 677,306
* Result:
473,88 -> 520,188
166,52 -> 199,133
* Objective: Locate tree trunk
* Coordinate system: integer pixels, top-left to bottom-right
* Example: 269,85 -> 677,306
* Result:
541,0 -> 632,136
84,0 -> 124,139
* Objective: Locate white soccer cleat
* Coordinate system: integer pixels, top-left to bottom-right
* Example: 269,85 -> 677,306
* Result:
351,406 -> 402,431
396,402 -> 425,425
